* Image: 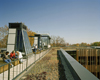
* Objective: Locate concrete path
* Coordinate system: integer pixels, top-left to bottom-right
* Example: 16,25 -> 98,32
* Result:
0,49 -> 50,80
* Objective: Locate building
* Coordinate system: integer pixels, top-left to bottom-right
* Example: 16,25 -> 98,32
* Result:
76,48 -> 100,79
66,48 -> 100,79
7,23 -> 32,55
29,33 -> 51,49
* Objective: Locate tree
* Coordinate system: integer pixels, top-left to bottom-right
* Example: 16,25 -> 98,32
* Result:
91,42 -> 100,46
87,44 -> 90,46
66,43 -> 69,46
76,43 -> 79,47
80,42 -> 87,47
51,35 -> 66,47
50,35 -> 56,47
27,28 -> 36,46
0,25 -> 8,48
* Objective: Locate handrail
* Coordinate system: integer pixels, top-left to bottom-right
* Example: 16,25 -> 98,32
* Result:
58,49 -> 99,80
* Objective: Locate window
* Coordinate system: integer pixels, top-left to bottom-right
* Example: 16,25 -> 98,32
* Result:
88,56 -> 96,65
97,56 -> 100,65
92,56 -> 96,65
79,57 -> 80,63
22,30 -> 32,55
79,56 -> 86,65
15,30 -> 24,52
41,37 -> 48,45
97,72 -> 100,79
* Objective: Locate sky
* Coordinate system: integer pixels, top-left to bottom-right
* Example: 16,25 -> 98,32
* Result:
0,0 -> 100,44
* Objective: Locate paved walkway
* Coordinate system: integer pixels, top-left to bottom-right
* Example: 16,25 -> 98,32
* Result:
0,49 -> 50,80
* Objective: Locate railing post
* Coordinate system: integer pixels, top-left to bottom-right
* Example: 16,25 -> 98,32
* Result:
8,63 -> 10,80
39,50 -> 40,59
35,52 -> 36,61
26,56 -> 28,71
3,65 -> 4,80
13,63 -> 14,78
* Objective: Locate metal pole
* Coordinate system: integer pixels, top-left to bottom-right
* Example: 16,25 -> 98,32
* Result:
3,65 -> 4,80
20,59 -> 21,73
17,60 -> 18,75
13,64 -> 14,78
8,63 -> 10,80
22,61 -> 23,71
35,51 -> 36,62
26,56 -> 28,71
39,49 -> 40,59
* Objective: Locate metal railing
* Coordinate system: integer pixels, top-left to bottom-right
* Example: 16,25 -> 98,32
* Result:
0,48 -> 51,80
57,49 -> 99,80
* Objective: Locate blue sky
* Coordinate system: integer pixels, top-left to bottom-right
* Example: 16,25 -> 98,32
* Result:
0,0 -> 100,44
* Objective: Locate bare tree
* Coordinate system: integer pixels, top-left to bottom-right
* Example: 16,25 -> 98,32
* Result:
51,35 -> 66,47
50,35 -> 56,47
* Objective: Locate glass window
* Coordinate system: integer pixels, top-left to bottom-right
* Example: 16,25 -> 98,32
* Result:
22,30 -> 32,55
92,56 -> 96,65
88,56 -> 90,65
97,72 -> 100,79
15,30 -> 25,52
79,57 -> 80,63
79,56 -> 86,65
34,37 -> 38,45
41,37 -> 48,45
97,56 -> 100,65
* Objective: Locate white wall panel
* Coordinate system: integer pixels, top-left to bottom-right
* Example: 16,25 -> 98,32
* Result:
9,29 -> 16,33
34,37 -> 38,45
8,34 -> 16,44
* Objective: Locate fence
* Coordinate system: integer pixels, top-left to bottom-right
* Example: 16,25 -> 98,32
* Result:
0,48 -> 51,80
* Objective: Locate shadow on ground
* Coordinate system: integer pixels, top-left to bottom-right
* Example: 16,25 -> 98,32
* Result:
57,51 -> 67,80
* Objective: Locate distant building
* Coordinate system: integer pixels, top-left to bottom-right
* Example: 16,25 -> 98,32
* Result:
91,46 -> 100,49
29,33 -> 51,49
77,48 -> 100,79
66,48 -> 100,79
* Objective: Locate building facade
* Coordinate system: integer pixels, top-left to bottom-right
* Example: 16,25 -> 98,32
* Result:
76,48 -> 100,79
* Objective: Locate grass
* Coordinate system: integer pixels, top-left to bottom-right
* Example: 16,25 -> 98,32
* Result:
20,48 -> 60,80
